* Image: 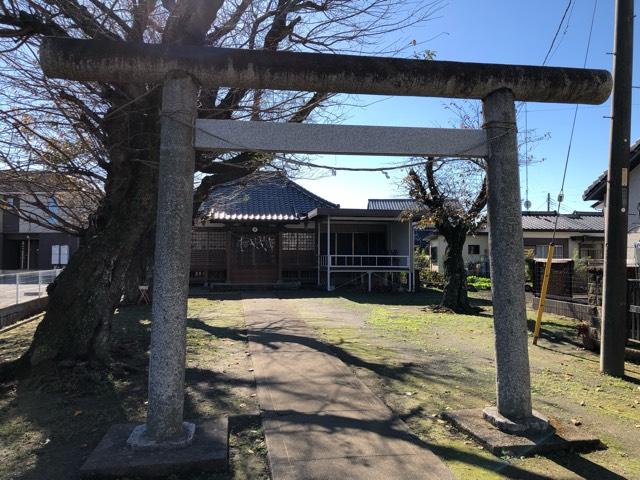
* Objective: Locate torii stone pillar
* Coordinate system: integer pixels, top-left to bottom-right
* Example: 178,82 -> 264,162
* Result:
482,89 -> 546,431
128,72 -> 199,447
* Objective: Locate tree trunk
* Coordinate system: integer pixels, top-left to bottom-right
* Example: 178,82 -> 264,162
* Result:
22,96 -> 160,369
440,225 -> 471,312
122,231 -> 155,305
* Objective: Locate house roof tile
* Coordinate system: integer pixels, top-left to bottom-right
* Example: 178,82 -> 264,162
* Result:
520,211 -> 604,232
367,198 -> 423,211
198,172 -> 337,222
583,139 -> 640,201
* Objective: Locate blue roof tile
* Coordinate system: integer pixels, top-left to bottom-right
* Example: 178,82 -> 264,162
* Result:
198,172 -> 337,222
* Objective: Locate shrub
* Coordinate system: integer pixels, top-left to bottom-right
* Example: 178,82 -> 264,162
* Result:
421,269 -> 445,288
467,275 -> 491,290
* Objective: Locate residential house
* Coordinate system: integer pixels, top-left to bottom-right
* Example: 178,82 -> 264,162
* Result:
191,173 -> 418,291
0,171 -> 85,271
583,138 -> 640,265
426,210 -> 604,274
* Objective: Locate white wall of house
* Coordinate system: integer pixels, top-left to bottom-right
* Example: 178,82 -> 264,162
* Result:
593,166 -> 640,265
387,221 -> 411,257
428,234 -> 489,272
627,166 -> 640,264
428,230 -> 604,273
521,231 -> 582,259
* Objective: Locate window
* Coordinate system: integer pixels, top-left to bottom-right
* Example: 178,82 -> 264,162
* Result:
51,244 -> 69,266
298,233 -> 315,251
282,233 -> 297,251
48,196 -> 59,224
579,243 -> 603,259
191,231 -> 226,250
535,244 -> 563,259
282,232 -> 315,251
468,244 -> 480,255
430,246 -> 438,263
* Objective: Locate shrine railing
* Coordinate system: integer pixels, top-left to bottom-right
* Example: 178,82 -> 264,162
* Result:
319,255 -> 410,268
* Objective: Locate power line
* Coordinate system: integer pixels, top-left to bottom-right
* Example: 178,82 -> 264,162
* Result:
524,102 -> 530,210
525,0 -> 578,216
543,0 -> 574,66
552,0 -> 598,239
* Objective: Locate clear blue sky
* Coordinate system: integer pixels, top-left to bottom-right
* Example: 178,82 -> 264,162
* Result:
296,0 -> 639,212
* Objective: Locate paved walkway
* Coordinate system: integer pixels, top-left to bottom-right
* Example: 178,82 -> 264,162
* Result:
242,294 -> 455,480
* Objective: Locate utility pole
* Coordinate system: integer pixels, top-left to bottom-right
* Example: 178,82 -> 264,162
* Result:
601,0 -> 634,377
547,193 -> 551,212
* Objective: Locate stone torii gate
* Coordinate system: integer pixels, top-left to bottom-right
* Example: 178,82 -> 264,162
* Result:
39,37 -> 611,475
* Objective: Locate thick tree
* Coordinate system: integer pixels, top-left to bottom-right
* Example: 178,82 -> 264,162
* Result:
0,0 -> 442,373
407,157 -> 487,312
405,100 -> 546,312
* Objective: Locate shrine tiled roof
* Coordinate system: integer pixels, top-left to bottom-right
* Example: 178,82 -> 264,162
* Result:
198,172 -> 338,222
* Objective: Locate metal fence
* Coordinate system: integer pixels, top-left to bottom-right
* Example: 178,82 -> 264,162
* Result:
531,259 -> 602,303
628,279 -> 640,342
0,269 -> 62,309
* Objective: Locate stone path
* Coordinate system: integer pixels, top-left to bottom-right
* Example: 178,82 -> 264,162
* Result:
242,294 -> 455,480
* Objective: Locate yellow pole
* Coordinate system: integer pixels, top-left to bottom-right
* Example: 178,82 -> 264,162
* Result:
533,243 -> 555,345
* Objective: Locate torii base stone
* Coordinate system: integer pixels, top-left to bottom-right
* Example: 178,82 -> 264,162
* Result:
441,409 -> 602,457
79,418 -> 228,479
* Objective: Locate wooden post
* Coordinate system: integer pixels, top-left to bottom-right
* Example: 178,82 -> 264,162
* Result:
601,0 -> 634,377
326,216 -> 331,291
316,220 -> 321,286
277,230 -> 283,283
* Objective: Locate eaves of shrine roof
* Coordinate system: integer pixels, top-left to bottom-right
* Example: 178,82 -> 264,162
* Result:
197,171 -> 338,223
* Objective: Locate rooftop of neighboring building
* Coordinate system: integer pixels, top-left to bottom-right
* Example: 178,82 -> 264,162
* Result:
466,210 -> 604,235
367,198 -> 423,211
520,210 -> 604,232
583,139 -> 640,202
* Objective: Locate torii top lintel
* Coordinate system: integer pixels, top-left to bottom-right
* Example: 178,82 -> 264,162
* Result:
40,37 -> 611,105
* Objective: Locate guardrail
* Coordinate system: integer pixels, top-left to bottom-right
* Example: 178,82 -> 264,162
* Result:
319,255 -> 410,268
0,269 -> 62,309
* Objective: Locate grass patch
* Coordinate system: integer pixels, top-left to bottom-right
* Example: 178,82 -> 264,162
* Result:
0,296 -> 269,480
291,292 -> 640,479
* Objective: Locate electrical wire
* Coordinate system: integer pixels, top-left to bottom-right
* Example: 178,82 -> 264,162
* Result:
543,0 -> 574,66
524,102 -> 530,210
552,0 -> 598,240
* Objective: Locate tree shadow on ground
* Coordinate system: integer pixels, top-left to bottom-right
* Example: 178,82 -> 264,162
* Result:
525,318 -> 585,349
0,306 -> 153,480
0,305 -> 264,480
187,298 -> 633,480
189,287 -> 494,309
527,319 -> 640,370
542,452 -> 628,480
398,405 -> 624,480
187,318 -> 431,384
258,408 -> 620,480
